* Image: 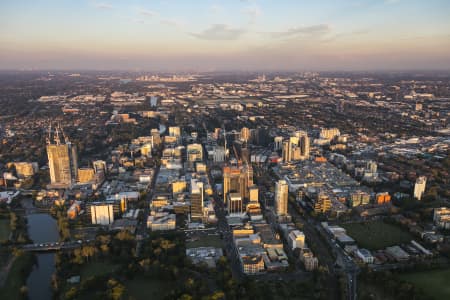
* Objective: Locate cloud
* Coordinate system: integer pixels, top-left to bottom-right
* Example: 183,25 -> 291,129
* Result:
93,2 -> 113,10
268,24 -> 331,39
160,18 -> 186,28
210,4 -> 224,15
242,4 -> 262,22
190,24 -> 245,40
138,8 -> 157,17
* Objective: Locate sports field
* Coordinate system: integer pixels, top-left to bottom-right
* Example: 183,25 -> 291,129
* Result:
341,220 -> 413,250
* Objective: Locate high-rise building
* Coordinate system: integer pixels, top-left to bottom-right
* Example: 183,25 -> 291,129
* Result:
240,127 -> 251,142
282,140 -> 291,162
140,143 -> 152,157
223,166 -> 241,204
46,125 -> 78,188
93,160 -> 107,174
228,193 -> 243,216
282,132 -> 309,162
240,164 -> 253,199
151,129 -> 161,146
298,132 -> 310,159
320,128 -> 341,140
77,168 -> 95,183
275,180 -> 289,216
223,163 -> 254,203
288,230 -> 305,250
169,126 -> 181,137
248,185 -> 259,203
274,136 -> 283,151
13,162 -> 38,178
414,176 -> 427,200
190,179 -> 204,221
187,143 -> 203,162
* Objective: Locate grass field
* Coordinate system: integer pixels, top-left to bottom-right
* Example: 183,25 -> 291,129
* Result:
341,220 -> 413,250
126,277 -> 175,300
186,234 -> 223,249
80,261 -> 120,279
0,219 -> 10,241
0,253 -> 34,299
399,268 -> 450,300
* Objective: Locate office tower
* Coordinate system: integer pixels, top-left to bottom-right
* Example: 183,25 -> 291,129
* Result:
13,162 -> 38,178
151,129 -> 161,146
223,163 -> 254,203
282,140 -> 291,162
240,127 -> 250,142
223,166 -> 241,204
240,164 -> 253,200
77,168 -> 95,183
248,185 -> 259,202
140,143 -> 152,157
187,143 -> 203,162
190,179 -> 204,221
213,128 -> 221,140
288,230 -> 305,250
93,160 -> 107,174
213,146 -> 226,162
169,126 -> 181,137
90,203 -> 114,225
295,131 -> 310,159
274,180 -> 289,216
414,176 -> 427,200
227,193 -> 243,216
274,136 -> 283,151
46,125 -> 78,188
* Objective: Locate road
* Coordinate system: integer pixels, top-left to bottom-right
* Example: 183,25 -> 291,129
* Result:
207,166 -> 244,280
135,165 -> 160,257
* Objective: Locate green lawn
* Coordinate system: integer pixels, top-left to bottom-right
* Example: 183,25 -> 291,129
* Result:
126,277 -> 175,300
0,219 -> 10,241
80,261 -> 120,279
341,220 -> 414,250
186,234 -> 223,249
0,253 -> 34,299
399,268 -> 450,300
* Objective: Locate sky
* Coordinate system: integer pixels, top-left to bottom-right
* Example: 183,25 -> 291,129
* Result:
1,0 -> 450,71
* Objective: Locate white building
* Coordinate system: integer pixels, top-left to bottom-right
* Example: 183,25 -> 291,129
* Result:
414,176 -> 427,200
355,248 -> 374,264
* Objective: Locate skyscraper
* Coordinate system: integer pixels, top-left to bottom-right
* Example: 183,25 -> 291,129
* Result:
46,125 -> 78,188
223,163 -> 254,203
274,180 -> 289,216
190,179 -> 204,221
240,127 -> 251,142
414,176 -> 427,200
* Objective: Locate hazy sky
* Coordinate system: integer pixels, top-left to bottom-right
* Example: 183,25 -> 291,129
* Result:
1,0 -> 450,71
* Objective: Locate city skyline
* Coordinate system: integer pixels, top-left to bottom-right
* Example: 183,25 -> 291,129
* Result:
1,0 -> 450,71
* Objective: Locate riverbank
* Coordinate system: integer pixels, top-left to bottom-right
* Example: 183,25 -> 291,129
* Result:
0,251 -> 35,300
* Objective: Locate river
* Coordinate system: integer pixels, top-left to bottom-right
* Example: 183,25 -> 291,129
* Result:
26,213 -> 58,300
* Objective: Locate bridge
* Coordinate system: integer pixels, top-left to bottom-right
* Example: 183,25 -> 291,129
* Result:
21,240 -> 91,252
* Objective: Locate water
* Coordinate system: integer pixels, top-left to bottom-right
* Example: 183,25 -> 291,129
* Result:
26,214 -> 58,300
